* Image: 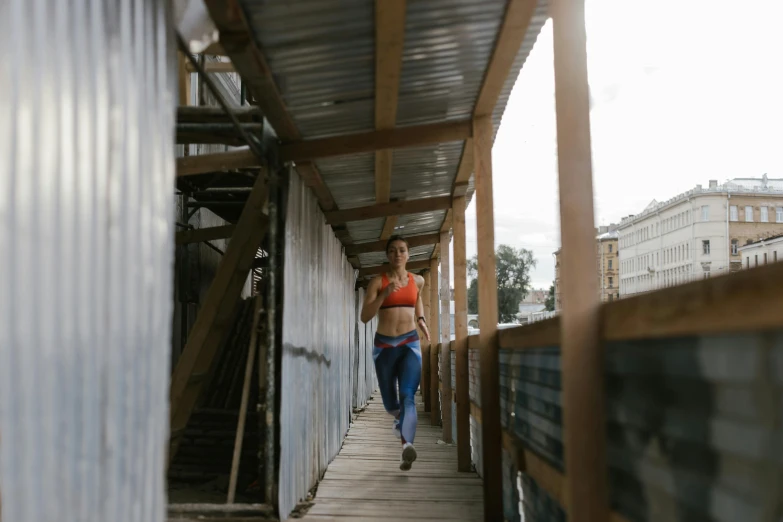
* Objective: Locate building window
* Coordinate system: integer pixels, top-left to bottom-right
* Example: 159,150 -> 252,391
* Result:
608,260 -> 613,269
761,206 -> 769,222
777,207 -> 783,223
746,257 -> 750,269
609,244 -> 613,253
730,205 -> 738,221
608,277 -> 613,288
764,253 -> 768,265
775,251 -> 779,263
701,205 -> 709,221
731,239 -> 738,255
745,206 -> 753,222
755,255 -> 758,267
702,240 -> 710,255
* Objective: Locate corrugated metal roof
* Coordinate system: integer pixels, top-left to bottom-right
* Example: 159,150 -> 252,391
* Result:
358,244 -> 435,267
395,0 -> 507,127
247,0 -> 374,139
239,0 -> 549,253
315,152 -> 375,209
391,142 -> 464,200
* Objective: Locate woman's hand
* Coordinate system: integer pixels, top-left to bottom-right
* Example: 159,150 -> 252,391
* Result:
418,319 -> 430,342
382,280 -> 401,297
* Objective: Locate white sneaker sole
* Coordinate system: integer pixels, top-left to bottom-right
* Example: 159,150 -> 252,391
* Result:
400,445 -> 417,471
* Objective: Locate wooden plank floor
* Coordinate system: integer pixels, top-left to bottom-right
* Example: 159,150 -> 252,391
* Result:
299,394 -> 484,521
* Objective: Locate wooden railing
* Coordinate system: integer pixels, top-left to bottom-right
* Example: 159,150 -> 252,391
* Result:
429,262 -> 783,521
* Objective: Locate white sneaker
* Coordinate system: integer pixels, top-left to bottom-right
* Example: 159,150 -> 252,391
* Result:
392,419 -> 401,439
400,443 -> 417,471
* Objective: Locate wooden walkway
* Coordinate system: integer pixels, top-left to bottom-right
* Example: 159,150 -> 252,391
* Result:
300,394 -> 484,521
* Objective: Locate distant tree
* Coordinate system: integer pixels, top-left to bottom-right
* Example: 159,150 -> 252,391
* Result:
466,245 -> 536,323
545,283 -> 556,311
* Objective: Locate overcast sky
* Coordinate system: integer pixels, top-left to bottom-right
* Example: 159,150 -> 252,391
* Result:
458,0 -> 783,290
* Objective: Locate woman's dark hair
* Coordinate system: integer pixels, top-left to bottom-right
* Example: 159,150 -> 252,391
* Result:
385,235 -> 409,253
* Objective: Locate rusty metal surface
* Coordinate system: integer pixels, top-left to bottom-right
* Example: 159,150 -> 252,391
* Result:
0,1 -> 175,521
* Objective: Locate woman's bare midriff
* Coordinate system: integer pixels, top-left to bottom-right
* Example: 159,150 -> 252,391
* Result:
377,306 -> 417,338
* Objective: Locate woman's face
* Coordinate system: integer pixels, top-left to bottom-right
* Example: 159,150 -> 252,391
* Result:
386,240 -> 409,267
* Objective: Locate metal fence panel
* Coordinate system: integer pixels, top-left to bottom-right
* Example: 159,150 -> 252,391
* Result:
0,1 -> 174,521
279,170 -> 372,518
606,332 -> 783,522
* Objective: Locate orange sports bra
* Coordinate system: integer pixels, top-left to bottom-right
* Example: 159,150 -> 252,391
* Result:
380,272 -> 418,309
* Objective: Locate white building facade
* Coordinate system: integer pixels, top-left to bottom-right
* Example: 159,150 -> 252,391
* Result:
738,235 -> 783,269
618,178 -> 783,297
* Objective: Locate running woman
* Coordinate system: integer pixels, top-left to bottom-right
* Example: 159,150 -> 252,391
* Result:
360,235 -> 430,470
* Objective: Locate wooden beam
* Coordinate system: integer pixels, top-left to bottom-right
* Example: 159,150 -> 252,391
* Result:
176,224 -> 236,245
474,0 -> 538,117
473,115 -> 503,520
176,148 -> 259,177
375,0 -> 407,238
421,271 -> 432,413
344,233 -> 440,256
440,209 -> 453,234
380,215 -> 398,241
431,243 -> 441,260
168,172 -> 269,465
451,140 -> 474,199
324,196 -> 452,225
445,0 -> 535,220
357,259 -> 430,277
177,106 -> 262,124
552,0 -> 608,518
604,262 -> 783,340
185,60 -> 236,73
203,1 -> 338,215
203,0 -> 300,141
295,161 -> 337,211
280,120 -> 472,162
178,52 -> 191,106
452,196 -> 471,471
439,231 -> 453,443
429,257 -> 441,426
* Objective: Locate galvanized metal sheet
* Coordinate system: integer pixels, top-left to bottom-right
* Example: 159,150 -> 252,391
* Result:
0,1 -> 174,521
358,244 -> 434,268
396,0 -> 507,127
246,0 -> 374,139
315,152 -> 375,210
237,0 -> 550,245
279,170 -> 375,519
499,348 -> 564,470
606,333 -> 783,522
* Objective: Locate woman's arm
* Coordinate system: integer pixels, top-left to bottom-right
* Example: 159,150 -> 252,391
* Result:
360,277 -> 397,323
415,276 -> 430,341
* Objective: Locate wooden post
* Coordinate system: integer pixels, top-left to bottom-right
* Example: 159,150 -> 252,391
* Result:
421,271 -> 432,412
227,294 -> 262,504
452,196 -> 471,470
429,257 -> 441,426
552,0 -> 608,520
473,115 -> 502,520
439,231 -> 453,443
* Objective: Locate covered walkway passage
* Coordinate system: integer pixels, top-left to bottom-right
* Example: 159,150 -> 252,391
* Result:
299,396 -> 484,521
3,1 -> 783,522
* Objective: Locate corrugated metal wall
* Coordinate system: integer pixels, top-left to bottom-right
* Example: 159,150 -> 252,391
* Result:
278,170 -> 374,519
495,331 -> 783,521
0,1 -> 174,521
606,333 -> 783,522
352,289 -> 377,410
